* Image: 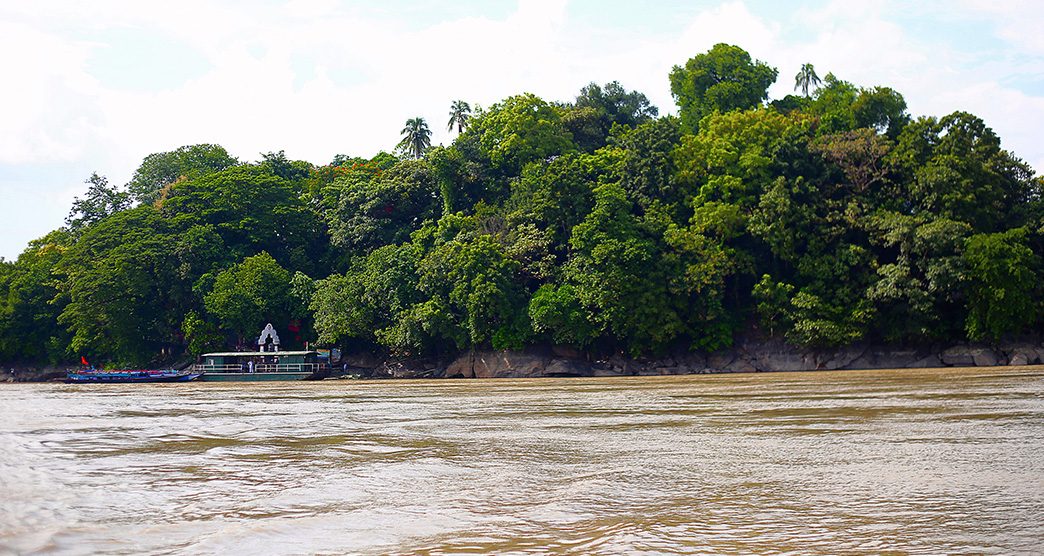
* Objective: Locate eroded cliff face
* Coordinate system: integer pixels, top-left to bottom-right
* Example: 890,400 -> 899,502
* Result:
346,337 -> 1044,380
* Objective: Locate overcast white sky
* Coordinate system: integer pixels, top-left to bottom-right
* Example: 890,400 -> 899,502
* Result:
2,0 -> 1042,260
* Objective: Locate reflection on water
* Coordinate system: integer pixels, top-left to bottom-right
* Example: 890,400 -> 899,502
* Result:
2,367 -> 1043,554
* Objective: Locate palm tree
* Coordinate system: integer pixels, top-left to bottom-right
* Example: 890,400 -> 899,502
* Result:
398,117 -> 431,159
794,63 -> 822,97
447,100 -> 472,133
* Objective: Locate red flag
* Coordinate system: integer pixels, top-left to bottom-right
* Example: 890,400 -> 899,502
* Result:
81,356 -> 89,366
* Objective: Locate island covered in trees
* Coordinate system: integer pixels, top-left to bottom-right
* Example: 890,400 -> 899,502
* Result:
1,44 -> 1041,372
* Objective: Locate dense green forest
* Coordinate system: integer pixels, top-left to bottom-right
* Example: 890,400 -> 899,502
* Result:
2,44 -> 1042,367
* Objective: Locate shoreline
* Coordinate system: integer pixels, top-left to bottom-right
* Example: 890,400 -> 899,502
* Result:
352,337 -> 1044,380
9,337 -> 1042,383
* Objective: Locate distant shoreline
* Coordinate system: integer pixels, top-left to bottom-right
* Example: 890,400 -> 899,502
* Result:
9,337 -> 1041,382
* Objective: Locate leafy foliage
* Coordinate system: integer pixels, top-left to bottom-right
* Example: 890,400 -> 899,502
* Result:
669,43 -> 778,131
161,165 -> 324,275
0,231 -> 72,363
66,173 -> 130,234
326,159 -> 441,253
963,228 -> 1040,341
203,252 -> 309,345
3,43 -> 1043,367
311,243 -> 423,349
465,93 -> 575,176
58,206 -> 178,365
565,81 -> 658,151
128,144 -> 238,205
891,111 -> 1037,232
565,183 -> 684,354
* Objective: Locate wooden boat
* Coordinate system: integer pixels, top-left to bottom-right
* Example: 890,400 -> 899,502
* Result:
66,369 -> 202,384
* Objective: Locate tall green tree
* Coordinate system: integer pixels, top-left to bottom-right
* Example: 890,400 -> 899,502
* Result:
507,152 -> 600,246
864,214 -> 971,341
259,150 -> 311,183
664,201 -> 746,350
794,63 -> 821,97
611,116 -> 683,216
0,231 -> 72,363
963,228 -> 1040,341
65,173 -> 130,234
447,100 -> 472,134
203,252 -> 311,346
565,81 -> 658,151
326,159 -> 441,252
674,108 -> 813,210
464,93 -> 576,177
316,214 -> 531,354
853,86 -> 910,137
58,206 -> 179,365
565,182 -> 684,354
160,165 -> 324,274
415,222 -> 531,351
575,81 -> 658,127
529,284 -> 597,347
669,43 -> 778,131
398,117 -> 432,159
311,243 -> 423,350
891,111 -> 1039,232
127,144 -> 238,205
808,74 -> 856,133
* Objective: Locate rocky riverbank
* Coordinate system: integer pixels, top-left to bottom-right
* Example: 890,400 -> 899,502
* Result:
7,337 -> 1043,382
348,337 -> 1044,379
1,366 -> 66,383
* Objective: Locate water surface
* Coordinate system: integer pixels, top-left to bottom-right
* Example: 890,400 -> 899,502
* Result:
2,367 -> 1043,554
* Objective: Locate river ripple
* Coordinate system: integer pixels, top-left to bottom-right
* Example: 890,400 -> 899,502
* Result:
1,367 -> 1043,554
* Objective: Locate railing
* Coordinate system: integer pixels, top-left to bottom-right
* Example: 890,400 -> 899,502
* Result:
194,363 -> 328,374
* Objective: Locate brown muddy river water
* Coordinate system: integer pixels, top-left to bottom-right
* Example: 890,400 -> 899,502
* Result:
1,367 -> 1043,554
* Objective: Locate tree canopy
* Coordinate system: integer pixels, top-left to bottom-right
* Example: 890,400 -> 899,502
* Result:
2,43 -> 1040,368
127,144 -> 238,205
669,43 -> 778,131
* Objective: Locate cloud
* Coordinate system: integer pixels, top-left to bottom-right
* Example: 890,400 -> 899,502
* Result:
960,0 -> 1044,56
0,21 -> 104,165
676,1 -> 781,60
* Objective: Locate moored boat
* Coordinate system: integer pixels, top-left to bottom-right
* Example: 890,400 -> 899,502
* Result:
191,324 -> 332,382
192,350 -> 330,381
66,369 -> 202,384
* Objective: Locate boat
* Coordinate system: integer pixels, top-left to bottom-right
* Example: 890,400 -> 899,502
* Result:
191,324 -> 332,382
192,350 -> 331,381
66,368 -> 202,384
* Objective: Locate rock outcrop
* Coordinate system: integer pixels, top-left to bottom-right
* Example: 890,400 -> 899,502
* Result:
344,336 -> 1044,380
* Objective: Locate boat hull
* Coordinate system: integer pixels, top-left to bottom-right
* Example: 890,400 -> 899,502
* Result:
199,371 -> 316,382
66,372 -> 202,384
